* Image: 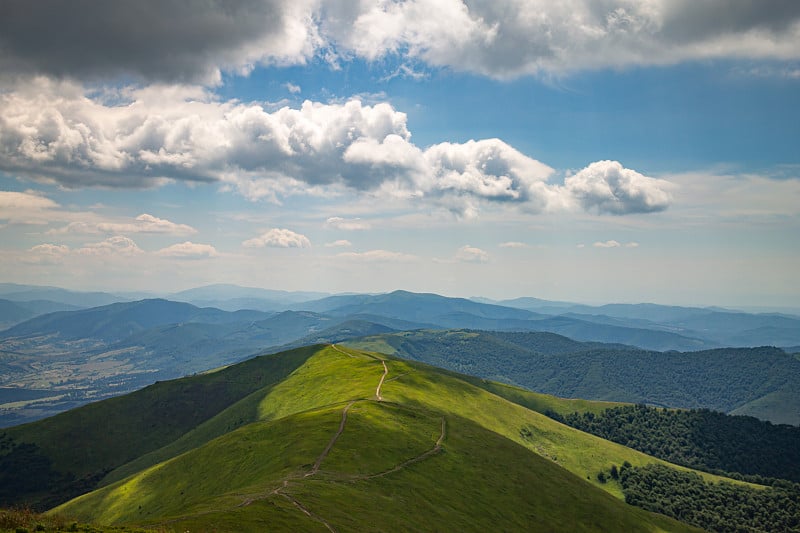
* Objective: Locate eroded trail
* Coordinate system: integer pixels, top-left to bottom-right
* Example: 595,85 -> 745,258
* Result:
330,343 -> 355,357
279,491 -> 337,533
376,360 -> 388,401
354,417 -> 447,481
306,401 -> 356,477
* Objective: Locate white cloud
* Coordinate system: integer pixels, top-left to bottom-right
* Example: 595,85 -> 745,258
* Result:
565,160 -> 672,215
321,0 -> 800,78
455,245 -> 490,263
499,241 -> 529,248
592,240 -> 639,248
0,83 -> 670,217
285,82 -> 302,94
23,243 -> 71,264
324,217 -> 371,230
325,239 -> 353,247
0,1 -> 797,90
0,190 -> 60,224
336,249 -> 418,262
593,240 -> 621,248
157,241 -> 219,259
243,228 -> 311,248
49,213 -> 196,236
77,236 -> 143,256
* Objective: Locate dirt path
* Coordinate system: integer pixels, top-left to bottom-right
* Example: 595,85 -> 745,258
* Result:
376,360 -> 388,401
306,400 -> 355,477
353,417 -> 447,481
279,491 -> 338,533
330,343 -> 355,357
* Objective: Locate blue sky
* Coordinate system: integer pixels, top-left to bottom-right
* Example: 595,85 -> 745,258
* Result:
0,1 -> 798,308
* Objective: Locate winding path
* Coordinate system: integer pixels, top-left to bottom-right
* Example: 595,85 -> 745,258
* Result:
375,360 -> 388,401
306,401 -> 356,478
199,348 -> 446,532
353,417 -> 447,481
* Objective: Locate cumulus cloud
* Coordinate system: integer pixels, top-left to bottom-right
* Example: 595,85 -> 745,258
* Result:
322,0 -> 800,78
77,236 -> 143,256
592,240 -> 639,248
49,214 -> 196,235
455,245 -> 490,263
23,243 -> 71,264
285,82 -> 302,94
0,0 -> 319,84
336,249 -> 418,262
565,160 -> 672,215
324,216 -> 371,230
157,241 -> 219,259
1,1 -> 797,84
0,83 -> 670,216
243,228 -> 311,248
498,241 -> 529,248
325,239 -> 352,247
593,240 -> 621,248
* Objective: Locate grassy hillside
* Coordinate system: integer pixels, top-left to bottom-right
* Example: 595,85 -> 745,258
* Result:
346,329 -> 800,423
0,345 -> 319,509
53,345 -> 700,532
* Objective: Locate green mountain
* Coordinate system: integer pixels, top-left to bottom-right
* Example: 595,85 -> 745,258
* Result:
345,329 -> 800,424
1,344 -> 732,532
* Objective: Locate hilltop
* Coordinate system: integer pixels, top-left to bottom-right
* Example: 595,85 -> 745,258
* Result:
0,344 -> 718,532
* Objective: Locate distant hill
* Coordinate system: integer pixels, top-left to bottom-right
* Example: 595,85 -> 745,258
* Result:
2,344 -> 733,531
0,283 -> 127,308
498,297 -> 800,348
0,299 -> 35,329
169,283 -> 329,311
296,290 -> 718,351
0,299 -> 270,343
346,329 -> 800,424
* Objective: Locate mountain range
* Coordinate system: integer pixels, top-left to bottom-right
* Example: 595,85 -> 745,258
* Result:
1,286 -> 799,427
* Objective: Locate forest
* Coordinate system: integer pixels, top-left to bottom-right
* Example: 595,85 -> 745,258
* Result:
553,404 -> 800,482
617,463 -> 800,533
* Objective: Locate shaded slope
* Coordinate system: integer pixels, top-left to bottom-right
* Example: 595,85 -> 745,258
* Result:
55,347 -> 697,532
0,345 -> 319,509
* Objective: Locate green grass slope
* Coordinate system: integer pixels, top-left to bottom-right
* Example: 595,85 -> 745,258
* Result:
56,392 -> 695,532
345,329 -> 800,422
48,344 -> 751,531
0,345 -> 319,509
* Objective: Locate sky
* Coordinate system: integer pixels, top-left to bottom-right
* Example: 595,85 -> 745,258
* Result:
0,0 -> 799,308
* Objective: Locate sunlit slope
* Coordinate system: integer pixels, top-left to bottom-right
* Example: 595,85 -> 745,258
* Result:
56,391 -> 696,532
105,345 -> 747,499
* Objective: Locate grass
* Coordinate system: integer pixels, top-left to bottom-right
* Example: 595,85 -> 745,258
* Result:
55,392 -> 698,532
2,345 -> 319,508
14,343 -> 751,531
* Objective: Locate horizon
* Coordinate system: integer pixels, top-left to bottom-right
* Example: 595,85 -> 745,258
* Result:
4,280 -> 800,315
1,2 -> 798,309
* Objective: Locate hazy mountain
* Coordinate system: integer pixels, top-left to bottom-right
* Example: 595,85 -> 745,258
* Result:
0,283 -> 128,308
170,283 -> 328,307
298,289 -> 543,320
0,299 -> 35,329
